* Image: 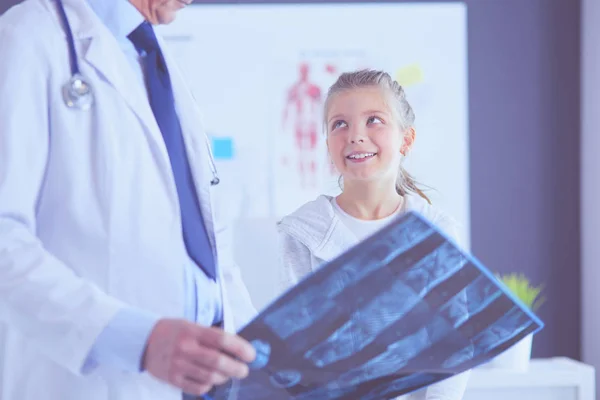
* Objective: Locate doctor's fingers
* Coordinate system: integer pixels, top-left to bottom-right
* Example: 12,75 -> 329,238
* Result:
183,344 -> 250,380
175,359 -> 229,388
179,379 -> 213,397
194,326 -> 256,364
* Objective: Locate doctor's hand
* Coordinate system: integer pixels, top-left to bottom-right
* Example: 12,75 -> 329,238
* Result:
142,319 -> 256,396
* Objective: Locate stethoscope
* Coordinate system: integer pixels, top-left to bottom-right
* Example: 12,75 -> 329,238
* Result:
55,0 -> 220,186
207,143 -> 221,186
56,0 -> 94,111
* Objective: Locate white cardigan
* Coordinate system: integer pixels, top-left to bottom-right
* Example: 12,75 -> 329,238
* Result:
276,194 -> 470,400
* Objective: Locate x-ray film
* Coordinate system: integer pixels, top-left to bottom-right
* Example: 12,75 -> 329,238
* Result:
211,211 -> 544,400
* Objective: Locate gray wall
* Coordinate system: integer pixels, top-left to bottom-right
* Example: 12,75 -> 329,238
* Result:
466,0 -> 581,361
0,0 -> 581,360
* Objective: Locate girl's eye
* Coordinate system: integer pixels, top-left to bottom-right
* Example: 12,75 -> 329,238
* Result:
367,116 -> 383,125
332,120 -> 347,130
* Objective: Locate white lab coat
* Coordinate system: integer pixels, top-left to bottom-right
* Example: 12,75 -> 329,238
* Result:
0,0 -> 256,399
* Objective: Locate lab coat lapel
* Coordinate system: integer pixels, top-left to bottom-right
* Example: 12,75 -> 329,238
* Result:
64,0 -> 171,170
159,37 -> 217,249
158,38 -> 237,330
64,0 -> 216,245
83,38 -> 157,133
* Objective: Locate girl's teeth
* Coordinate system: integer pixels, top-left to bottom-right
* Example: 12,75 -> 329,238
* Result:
349,153 -> 374,159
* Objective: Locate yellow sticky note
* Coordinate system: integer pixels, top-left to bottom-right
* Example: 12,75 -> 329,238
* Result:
395,64 -> 424,86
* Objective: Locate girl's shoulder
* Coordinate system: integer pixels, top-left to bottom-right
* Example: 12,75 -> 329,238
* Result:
403,193 -> 464,246
277,194 -> 336,245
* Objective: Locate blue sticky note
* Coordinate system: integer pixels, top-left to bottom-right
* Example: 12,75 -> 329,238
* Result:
211,137 -> 234,160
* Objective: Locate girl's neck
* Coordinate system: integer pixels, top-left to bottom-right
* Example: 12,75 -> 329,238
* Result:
336,180 -> 403,220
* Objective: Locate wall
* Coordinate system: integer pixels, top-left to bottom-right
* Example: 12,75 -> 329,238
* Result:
465,0 -> 581,361
0,0 -> 581,360
581,0 -> 600,392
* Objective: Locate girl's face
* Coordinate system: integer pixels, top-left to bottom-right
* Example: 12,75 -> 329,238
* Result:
326,86 -> 410,187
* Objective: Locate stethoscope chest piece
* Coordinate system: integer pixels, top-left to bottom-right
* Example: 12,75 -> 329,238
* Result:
62,73 -> 94,110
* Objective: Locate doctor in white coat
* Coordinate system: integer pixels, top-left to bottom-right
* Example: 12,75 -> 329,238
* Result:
0,0 -> 258,399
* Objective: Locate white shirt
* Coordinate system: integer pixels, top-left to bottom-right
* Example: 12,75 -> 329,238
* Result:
331,196 -> 404,239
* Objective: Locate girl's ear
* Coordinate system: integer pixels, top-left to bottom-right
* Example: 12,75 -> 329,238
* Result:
401,127 -> 416,155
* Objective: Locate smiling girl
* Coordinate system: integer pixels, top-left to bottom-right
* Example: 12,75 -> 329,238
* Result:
276,69 -> 470,400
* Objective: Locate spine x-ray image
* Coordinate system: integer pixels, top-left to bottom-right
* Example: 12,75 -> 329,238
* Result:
211,211 -> 544,400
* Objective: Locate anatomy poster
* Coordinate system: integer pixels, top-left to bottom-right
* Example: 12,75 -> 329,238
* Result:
158,3 -> 469,240
274,49 -> 369,214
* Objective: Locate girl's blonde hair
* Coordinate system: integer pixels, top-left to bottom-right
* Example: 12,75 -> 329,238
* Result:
324,69 -> 431,204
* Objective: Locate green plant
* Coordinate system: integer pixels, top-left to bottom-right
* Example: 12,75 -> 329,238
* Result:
497,273 -> 545,312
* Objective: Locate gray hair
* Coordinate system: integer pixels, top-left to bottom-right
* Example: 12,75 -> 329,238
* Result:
324,69 -> 431,203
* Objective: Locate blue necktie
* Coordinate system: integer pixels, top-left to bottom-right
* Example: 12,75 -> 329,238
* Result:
128,22 -> 216,280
